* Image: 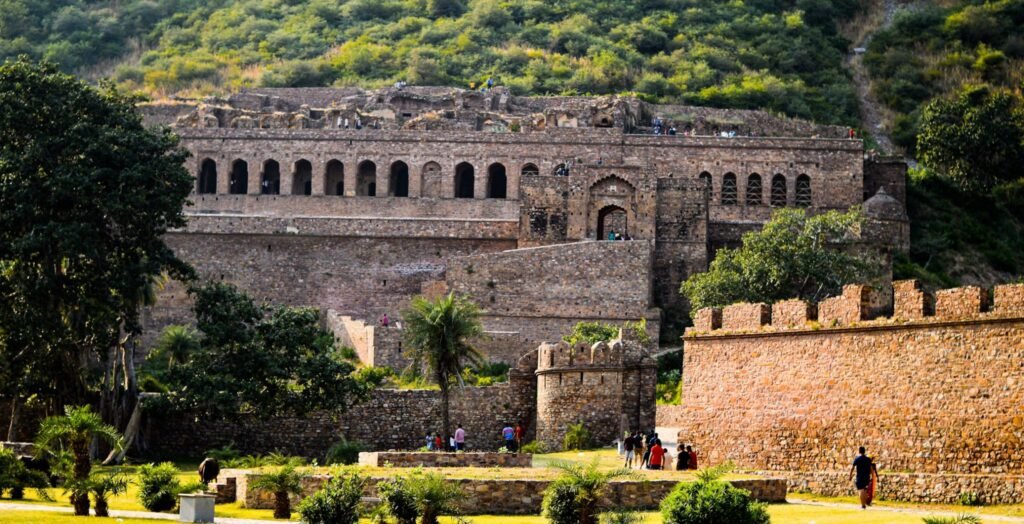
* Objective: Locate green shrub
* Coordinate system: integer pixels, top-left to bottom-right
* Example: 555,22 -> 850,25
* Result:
203,442 -> 240,462
563,422 -> 591,451
138,462 -> 181,512
958,491 -> 983,506
660,477 -> 769,524
543,481 -> 581,524
0,448 -> 49,500
520,440 -> 546,454
378,477 -> 418,524
543,461 -> 632,524
922,515 -> 981,524
325,438 -> 364,465
298,472 -> 365,524
563,322 -> 619,345
601,508 -> 642,524
408,472 -> 463,524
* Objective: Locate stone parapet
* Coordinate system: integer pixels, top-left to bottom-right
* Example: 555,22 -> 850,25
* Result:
357,451 -> 532,468
771,300 -> 815,328
818,284 -> 869,326
692,307 -> 722,332
721,303 -> 770,331
994,284 -> 1024,315
893,279 -> 929,319
936,286 -> 988,318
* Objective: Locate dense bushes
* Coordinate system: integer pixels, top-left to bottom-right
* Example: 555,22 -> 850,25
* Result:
377,471 -> 464,524
137,462 -> 182,512
660,467 -> 769,524
297,472 -> 365,524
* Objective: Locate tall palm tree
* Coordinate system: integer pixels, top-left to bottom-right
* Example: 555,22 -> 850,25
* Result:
149,324 -> 200,370
402,292 -> 484,440
35,405 -> 122,515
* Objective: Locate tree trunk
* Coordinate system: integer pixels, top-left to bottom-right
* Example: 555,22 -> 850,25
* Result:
71,491 -> 91,516
103,395 -> 142,465
273,491 -> 290,519
6,397 -> 19,441
440,385 -> 450,447
95,497 -> 109,517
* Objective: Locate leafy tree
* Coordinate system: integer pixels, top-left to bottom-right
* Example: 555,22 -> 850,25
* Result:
250,465 -> 303,520
159,282 -> 366,418
681,208 -> 875,313
917,86 -> 1024,193
402,292 -> 484,439
34,405 -> 122,515
563,322 -> 620,346
0,58 -> 193,439
542,461 -> 632,524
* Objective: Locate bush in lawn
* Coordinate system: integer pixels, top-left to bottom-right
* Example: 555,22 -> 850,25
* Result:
563,422 -> 591,451
325,438 -> 364,465
297,472 -> 365,524
0,448 -> 49,500
543,461 -> 632,524
378,477 -> 418,524
90,471 -> 129,517
138,462 -> 182,512
250,465 -> 303,520
660,465 -> 768,524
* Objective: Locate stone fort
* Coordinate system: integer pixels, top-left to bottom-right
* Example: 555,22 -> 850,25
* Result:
134,86 -> 917,462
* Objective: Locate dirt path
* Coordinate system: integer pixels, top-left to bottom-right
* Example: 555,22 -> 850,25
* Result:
790,498 -> 1024,523
0,501 -> 280,523
846,0 -> 901,154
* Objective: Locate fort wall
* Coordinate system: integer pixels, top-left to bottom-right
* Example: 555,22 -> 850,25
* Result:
659,282 -> 1024,502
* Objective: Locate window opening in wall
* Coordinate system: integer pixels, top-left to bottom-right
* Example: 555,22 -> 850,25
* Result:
521,163 -> 539,177
229,160 -> 248,195
262,160 -> 281,195
198,159 -> 217,194
326,160 -> 344,196
390,161 -> 410,197
746,173 -> 762,206
721,173 -> 737,205
795,174 -> 812,207
579,372 -> 583,383
597,205 -> 627,240
357,160 -> 377,196
698,171 -> 712,200
455,162 -> 475,198
368,182 -> 376,197
293,159 -> 313,196
382,280 -> 387,287
771,174 -> 787,207
487,163 -> 507,199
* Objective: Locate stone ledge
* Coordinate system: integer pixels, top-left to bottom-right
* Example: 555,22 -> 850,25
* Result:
357,451 -> 533,468
763,470 -> 1024,505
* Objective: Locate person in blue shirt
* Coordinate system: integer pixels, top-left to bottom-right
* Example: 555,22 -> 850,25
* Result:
502,424 -> 515,451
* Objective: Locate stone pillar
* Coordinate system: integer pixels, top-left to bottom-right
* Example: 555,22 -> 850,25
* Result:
475,163 -> 487,199
311,158 -> 326,196
248,158 -> 262,195
280,158 -> 294,195
179,493 -> 215,523
409,162 -> 423,197
343,161 -> 357,197
378,161 -> 391,197
215,156 -> 230,195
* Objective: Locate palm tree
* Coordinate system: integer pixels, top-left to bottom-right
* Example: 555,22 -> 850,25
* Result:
250,465 -> 303,519
402,292 -> 484,439
543,461 -> 633,524
149,324 -> 200,370
89,471 -> 129,517
35,405 -> 122,515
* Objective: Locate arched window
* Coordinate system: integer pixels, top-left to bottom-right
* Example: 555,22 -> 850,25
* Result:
796,174 -> 812,207
261,160 -> 281,195
455,162 -> 475,198
487,163 -> 507,199
597,205 -> 627,240
326,160 -> 344,196
292,159 -> 312,195
770,174 -> 787,207
357,161 -> 377,196
553,163 -> 568,176
721,173 -> 737,205
390,161 -> 409,197
521,163 -> 539,177
746,173 -> 762,206
229,159 -> 248,195
198,159 -> 217,194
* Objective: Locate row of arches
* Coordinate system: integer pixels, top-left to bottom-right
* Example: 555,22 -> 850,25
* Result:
197,159 -> 522,198
698,172 -> 812,208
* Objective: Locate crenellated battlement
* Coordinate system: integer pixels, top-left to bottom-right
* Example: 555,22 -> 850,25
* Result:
536,337 -> 628,371
687,281 -> 1024,337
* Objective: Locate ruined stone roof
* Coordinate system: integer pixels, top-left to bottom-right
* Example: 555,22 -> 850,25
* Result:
863,187 -> 908,221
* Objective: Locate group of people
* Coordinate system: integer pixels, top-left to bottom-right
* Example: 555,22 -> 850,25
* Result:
606,230 -> 632,241
424,424 -> 468,452
622,431 -> 698,471
502,422 -> 525,452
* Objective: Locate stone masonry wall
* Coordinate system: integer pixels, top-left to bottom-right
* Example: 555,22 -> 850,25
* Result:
148,377 -> 537,457
357,451 -> 533,468
659,281 -> 1024,502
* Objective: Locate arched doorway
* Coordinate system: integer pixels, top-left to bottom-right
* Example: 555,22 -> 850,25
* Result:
487,163 -> 507,199
262,160 -> 281,195
455,162 -> 474,198
229,159 -> 248,194
357,161 -> 377,196
390,161 -> 409,197
293,159 -> 312,195
198,159 -> 217,194
598,206 -> 627,239
325,160 -> 344,196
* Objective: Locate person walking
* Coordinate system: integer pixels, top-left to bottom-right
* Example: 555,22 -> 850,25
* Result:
454,424 -> 466,451
648,439 -> 666,470
623,432 -> 637,468
514,423 -> 524,453
849,446 -> 879,509
502,424 -> 515,451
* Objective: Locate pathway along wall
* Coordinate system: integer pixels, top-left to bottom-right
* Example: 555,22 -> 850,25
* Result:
658,281 -> 1024,504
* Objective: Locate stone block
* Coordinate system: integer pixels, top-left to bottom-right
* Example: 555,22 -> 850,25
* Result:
818,284 -> 869,326
993,284 -> 1024,315
721,303 -> 770,331
179,493 -> 215,523
693,307 -> 722,332
935,286 -> 988,319
771,300 -> 815,328
893,279 -> 930,320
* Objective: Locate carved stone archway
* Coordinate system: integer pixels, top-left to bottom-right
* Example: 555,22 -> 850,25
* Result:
587,175 -> 636,239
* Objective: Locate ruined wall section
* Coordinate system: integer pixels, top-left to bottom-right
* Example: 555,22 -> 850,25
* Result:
662,282 -> 1024,479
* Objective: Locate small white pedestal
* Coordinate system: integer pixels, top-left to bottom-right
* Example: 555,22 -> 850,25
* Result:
179,493 -> 216,523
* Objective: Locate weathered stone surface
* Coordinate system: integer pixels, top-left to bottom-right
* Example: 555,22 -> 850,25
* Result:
771,300 -> 814,328
692,307 -> 722,332
721,303 -> 770,331
893,279 -> 929,320
777,470 -> 1024,505
994,284 -> 1024,315
818,284 -> 869,326
358,451 -> 532,468
935,286 -> 987,318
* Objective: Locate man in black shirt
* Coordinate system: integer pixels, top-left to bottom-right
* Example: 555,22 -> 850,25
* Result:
623,432 -> 636,468
849,446 -> 879,508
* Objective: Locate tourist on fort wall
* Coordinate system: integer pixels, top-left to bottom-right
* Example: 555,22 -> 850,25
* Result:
455,424 -> 466,451
380,313 -> 389,327
607,230 -> 616,241
849,446 -> 879,509
502,424 -> 515,451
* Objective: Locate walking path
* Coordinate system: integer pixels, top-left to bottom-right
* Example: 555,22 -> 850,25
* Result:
0,501 -> 280,523
790,497 -> 1024,523
845,0 -> 902,154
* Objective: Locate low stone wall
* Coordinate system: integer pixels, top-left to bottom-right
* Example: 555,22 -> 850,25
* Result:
774,470 -> 1024,505
234,472 -> 787,512
0,442 -> 35,456
358,451 -> 533,468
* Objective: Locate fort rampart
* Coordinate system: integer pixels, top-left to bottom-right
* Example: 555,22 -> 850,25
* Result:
658,281 -> 1024,503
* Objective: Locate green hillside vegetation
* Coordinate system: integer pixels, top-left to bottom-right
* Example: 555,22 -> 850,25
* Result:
0,0 -> 861,125
864,0 -> 1024,152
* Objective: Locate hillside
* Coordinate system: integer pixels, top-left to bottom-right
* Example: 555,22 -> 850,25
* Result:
0,0 -> 861,125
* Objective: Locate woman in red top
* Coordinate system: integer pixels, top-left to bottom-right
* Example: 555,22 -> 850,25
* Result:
686,445 -> 698,469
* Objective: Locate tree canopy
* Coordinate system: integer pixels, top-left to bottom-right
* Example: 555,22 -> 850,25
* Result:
0,57 -> 193,409
154,282 -> 367,418
0,0 -> 861,125
681,208 -> 876,314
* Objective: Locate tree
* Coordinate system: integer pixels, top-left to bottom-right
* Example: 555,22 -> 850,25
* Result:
660,464 -> 769,524
250,465 -> 303,519
681,208 -> 875,313
34,405 -> 122,516
147,325 -> 200,371
158,282 -> 366,418
0,58 -> 193,433
917,85 -> 1024,193
402,292 -> 485,440
429,0 -> 466,18
542,461 -> 632,524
